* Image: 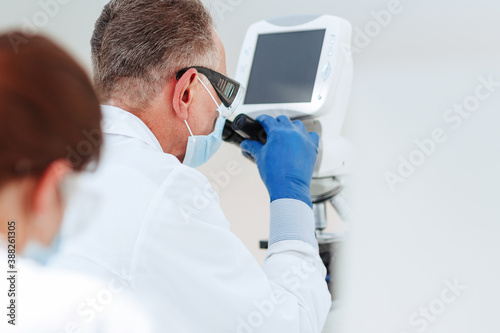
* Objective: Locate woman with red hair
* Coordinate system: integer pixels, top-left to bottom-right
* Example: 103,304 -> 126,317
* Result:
0,32 -> 150,332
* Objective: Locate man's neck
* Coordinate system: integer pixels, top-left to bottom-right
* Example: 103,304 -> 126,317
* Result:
106,100 -> 185,161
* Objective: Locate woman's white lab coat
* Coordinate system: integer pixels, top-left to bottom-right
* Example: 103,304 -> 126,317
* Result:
0,247 -> 151,332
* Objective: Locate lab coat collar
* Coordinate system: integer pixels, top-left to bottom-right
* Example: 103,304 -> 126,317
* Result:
101,105 -> 163,152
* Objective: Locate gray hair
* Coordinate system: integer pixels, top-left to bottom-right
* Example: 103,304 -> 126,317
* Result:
91,0 -> 220,110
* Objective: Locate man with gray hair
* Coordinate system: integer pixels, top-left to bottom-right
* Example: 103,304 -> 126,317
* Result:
54,0 -> 332,331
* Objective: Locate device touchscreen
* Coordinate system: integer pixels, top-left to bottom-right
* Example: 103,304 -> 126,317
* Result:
244,29 -> 326,105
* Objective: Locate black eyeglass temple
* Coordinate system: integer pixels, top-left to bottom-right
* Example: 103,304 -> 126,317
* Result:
175,68 -> 189,81
175,66 -> 241,108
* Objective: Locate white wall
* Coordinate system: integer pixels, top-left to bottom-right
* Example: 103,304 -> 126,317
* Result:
2,0 -> 499,332
206,6 -> 500,332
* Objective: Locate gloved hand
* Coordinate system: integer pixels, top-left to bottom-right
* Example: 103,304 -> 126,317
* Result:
241,115 -> 320,207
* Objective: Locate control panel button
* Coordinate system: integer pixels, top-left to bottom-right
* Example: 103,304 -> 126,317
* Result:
322,62 -> 332,81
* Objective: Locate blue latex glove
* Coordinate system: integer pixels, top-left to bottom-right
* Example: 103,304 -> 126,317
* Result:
241,115 -> 320,207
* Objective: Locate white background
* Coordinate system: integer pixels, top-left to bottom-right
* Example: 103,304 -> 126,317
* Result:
1,0 -> 499,332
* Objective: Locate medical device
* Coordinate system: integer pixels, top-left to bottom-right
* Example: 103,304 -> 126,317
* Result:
223,14 -> 353,297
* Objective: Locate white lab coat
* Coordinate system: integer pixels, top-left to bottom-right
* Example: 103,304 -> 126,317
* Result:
52,105 -> 332,332
0,246 -> 151,332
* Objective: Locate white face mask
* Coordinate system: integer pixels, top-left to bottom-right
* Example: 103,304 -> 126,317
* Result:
21,236 -> 62,265
182,77 -> 226,168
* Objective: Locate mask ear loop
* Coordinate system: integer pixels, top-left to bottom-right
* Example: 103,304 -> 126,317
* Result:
180,77 -> 205,143
184,120 -> 195,138
197,76 -> 220,108
174,77 -> 197,143
183,88 -> 195,142
184,75 -> 221,144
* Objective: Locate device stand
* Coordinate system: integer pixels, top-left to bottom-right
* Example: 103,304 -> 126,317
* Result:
313,199 -> 343,300
258,182 -> 345,301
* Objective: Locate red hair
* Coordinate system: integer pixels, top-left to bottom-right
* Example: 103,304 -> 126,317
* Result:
0,32 -> 102,185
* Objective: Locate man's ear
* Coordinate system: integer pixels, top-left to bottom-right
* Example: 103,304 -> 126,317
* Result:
172,68 -> 199,122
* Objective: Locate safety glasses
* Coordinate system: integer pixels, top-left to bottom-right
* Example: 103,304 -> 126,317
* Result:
176,66 -> 244,118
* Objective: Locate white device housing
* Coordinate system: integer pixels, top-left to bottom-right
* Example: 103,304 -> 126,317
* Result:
235,15 -> 354,177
